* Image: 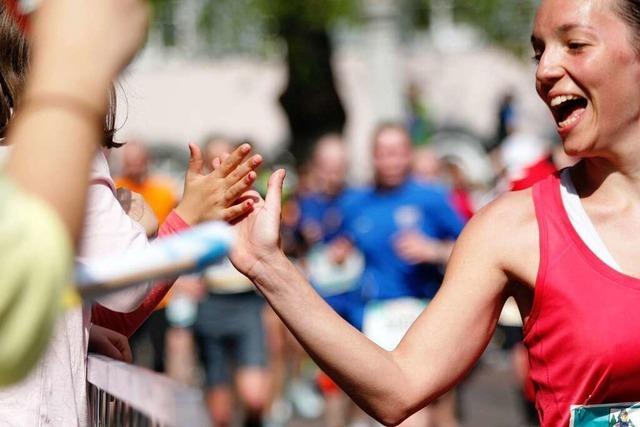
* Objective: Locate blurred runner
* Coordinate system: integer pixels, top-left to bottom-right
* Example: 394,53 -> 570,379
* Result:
330,124 -> 464,426
413,147 -> 475,222
298,134 -> 366,427
193,135 -> 268,427
263,153 -> 328,426
412,145 -> 442,184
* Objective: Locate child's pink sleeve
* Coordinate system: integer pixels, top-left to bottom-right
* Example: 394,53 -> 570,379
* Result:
91,210 -> 190,337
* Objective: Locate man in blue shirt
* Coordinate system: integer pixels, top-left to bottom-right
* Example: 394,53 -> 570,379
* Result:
329,123 -> 464,426
337,123 -> 463,307
297,134 -> 363,327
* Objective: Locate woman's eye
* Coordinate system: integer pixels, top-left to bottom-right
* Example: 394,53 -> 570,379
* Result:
568,42 -> 586,51
531,52 -> 542,64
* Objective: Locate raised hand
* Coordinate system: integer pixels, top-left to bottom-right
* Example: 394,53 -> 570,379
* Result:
228,169 -> 286,280
175,143 -> 263,225
327,237 -> 353,265
393,230 -> 450,265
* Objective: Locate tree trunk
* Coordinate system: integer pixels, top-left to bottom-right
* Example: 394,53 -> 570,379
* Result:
277,16 -> 346,164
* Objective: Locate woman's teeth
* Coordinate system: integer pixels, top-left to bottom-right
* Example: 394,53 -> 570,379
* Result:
550,94 -> 582,107
558,108 -> 584,128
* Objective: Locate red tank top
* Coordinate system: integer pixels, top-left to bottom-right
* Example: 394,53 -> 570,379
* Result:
525,173 -> 640,426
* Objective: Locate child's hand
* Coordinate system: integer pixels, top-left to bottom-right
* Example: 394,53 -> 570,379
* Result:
88,325 -> 132,363
175,143 -> 262,225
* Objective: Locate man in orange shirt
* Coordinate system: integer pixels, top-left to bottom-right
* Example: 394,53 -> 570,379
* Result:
115,141 -> 177,224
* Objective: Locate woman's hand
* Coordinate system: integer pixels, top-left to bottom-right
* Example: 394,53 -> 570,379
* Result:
175,143 -> 262,225
228,169 -> 286,281
88,325 -> 133,363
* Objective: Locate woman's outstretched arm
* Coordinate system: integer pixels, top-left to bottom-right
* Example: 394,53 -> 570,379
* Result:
231,171 -> 531,425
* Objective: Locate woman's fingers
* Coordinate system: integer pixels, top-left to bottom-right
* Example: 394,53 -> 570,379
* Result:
265,169 -> 286,214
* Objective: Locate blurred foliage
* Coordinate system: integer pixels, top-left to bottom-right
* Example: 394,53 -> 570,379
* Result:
148,0 -> 359,56
252,0 -> 360,31
452,0 -> 537,55
148,0 -> 536,56
406,0 -> 537,55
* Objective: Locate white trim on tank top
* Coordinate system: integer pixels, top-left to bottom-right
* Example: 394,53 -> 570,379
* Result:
559,168 -> 622,272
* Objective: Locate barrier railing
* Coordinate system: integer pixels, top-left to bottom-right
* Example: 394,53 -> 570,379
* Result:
87,354 -> 211,427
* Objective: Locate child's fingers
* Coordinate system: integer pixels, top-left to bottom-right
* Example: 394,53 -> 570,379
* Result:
225,154 -> 262,186
111,335 -> 133,363
99,340 -> 126,361
221,198 -> 255,222
187,143 -> 204,175
225,171 -> 257,205
216,144 -> 251,177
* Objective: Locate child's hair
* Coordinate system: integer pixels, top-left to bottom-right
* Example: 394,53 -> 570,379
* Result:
0,4 -> 28,138
0,4 -> 120,147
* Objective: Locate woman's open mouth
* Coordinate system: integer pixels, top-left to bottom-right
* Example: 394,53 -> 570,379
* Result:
550,94 -> 588,131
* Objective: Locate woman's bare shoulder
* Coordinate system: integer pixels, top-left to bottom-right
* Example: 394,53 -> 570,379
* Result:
462,189 -> 539,285
475,189 -> 536,229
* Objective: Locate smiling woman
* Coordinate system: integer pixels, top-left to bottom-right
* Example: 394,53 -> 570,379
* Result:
222,0 -> 640,426
532,0 -> 640,156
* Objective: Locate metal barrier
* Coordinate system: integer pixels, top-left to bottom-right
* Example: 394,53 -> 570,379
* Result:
87,354 -> 211,427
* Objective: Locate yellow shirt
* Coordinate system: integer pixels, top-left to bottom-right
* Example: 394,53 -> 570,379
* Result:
0,176 -> 72,386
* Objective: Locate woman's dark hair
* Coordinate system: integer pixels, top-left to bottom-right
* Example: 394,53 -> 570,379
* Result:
615,0 -> 640,49
0,4 -> 120,147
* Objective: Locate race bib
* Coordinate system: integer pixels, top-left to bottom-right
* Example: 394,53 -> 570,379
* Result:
203,257 -> 254,293
363,298 -> 427,351
306,244 -> 364,297
571,402 -> 640,426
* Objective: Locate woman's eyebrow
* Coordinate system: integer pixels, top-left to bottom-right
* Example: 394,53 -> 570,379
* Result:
557,23 -> 595,34
530,22 -> 595,45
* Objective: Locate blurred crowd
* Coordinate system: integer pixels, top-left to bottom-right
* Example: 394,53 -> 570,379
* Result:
108,90 -> 575,427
